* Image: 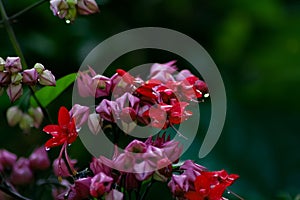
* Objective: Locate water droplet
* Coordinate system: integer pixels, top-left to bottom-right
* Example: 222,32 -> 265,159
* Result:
45,147 -> 50,151
204,93 -> 210,98
227,191 -> 231,194
65,19 -> 71,24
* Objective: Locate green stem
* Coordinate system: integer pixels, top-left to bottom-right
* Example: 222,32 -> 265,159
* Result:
0,0 -> 27,69
9,0 -> 47,21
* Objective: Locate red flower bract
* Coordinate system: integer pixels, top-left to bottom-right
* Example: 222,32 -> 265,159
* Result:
43,106 -> 78,149
185,170 -> 239,200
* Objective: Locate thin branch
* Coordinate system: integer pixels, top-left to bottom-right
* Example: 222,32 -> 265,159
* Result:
9,0 -> 47,21
0,0 -> 27,69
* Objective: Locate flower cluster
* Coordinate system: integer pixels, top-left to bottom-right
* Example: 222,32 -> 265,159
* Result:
6,105 -> 44,133
0,57 -> 56,102
74,61 -> 209,135
50,0 -> 99,23
0,147 -> 50,188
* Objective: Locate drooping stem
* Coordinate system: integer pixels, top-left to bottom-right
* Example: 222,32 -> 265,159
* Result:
9,0 -> 47,21
0,172 -> 31,200
0,0 -> 27,69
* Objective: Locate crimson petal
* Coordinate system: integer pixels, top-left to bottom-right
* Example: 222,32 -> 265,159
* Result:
43,125 -> 61,135
58,106 -> 70,128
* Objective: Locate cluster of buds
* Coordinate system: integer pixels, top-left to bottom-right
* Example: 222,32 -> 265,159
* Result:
6,106 -> 44,133
50,0 -> 99,23
0,147 -> 50,187
0,57 -> 56,102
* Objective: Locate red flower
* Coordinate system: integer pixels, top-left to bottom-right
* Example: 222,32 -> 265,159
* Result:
43,106 -> 78,149
185,170 -> 239,200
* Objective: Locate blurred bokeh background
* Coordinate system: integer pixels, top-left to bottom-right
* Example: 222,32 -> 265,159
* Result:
0,0 -> 300,199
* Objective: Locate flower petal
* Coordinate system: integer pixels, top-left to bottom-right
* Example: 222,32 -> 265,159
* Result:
43,125 -> 61,135
58,106 -> 70,127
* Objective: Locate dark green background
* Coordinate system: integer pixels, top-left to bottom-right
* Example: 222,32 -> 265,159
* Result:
1,0 -> 300,199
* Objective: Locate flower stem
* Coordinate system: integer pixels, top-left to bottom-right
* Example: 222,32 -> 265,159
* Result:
9,0 -> 47,21
0,0 -> 27,69
0,172 -> 31,200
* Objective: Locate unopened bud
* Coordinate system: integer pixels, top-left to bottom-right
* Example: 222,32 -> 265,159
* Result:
10,158 -> 33,185
0,72 -> 11,86
33,63 -> 45,74
11,73 -> 23,85
19,114 -> 34,133
6,84 -> 23,102
28,107 -> 44,128
77,0 -> 99,15
29,147 -> 50,170
6,106 -> 23,126
38,70 -> 56,86
23,68 -> 38,86
0,57 -> 5,71
5,57 -> 22,73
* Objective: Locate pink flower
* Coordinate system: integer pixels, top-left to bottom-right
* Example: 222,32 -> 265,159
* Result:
96,99 -> 118,122
29,146 -> 50,170
10,158 -> 33,185
149,61 -> 177,83
168,174 -> 190,199
105,189 -> 123,200
69,104 -> 89,129
50,0 -> 69,19
90,156 -> 112,176
74,177 -> 91,199
0,71 -> 11,86
76,67 -> 97,97
160,139 -> 183,163
90,172 -> 113,198
93,74 -> 112,98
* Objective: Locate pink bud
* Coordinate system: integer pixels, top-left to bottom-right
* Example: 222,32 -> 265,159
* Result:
75,177 -> 91,199
10,158 -> 33,185
6,106 -> 23,126
0,71 -> 11,86
96,99 -> 118,122
125,140 -> 147,153
5,57 -> 22,73
6,84 -> 23,102
168,174 -> 189,198
90,172 -> 113,198
38,70 -> 56,86
70,104 -> 89,129
23,68 -> 38,86
29,147 -> 50,170
77,0 -> 99,15
105,189 -> 123,200
88,113 -> 101,135
53,158 -> 77,177
0,149 -> 17,169
28,107 -> 44,128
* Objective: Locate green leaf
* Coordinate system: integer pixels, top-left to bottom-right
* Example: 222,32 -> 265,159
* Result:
30,73 -> 77,108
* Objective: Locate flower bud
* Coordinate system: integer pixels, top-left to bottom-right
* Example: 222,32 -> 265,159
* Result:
0,149 -> 17,169
6,106 -> 23,126
19,114 -> 34,133
77,0 -> 99,15
88,113 -> 101,135
0,71 -> 11,86
50,0 -> 69,19
5,57 -> 22,73
23,68 -> 38,86
0,57 -> 5,71
69,104 -> 89,129
75,177 -> 91,199
28,107 -> 44,128
11,73 -> 23,85
6,84 -> 23,102
29,147 -> 50,170
53,158 -> 77,177
10,158 -> 33,185
33,63 -> 45,74
38,70 -> 56,86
